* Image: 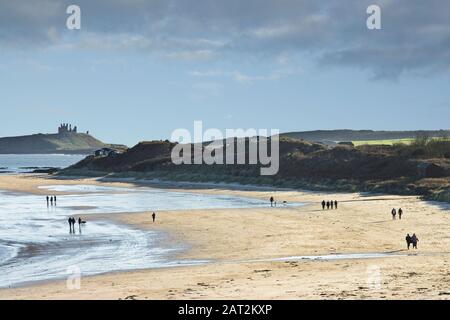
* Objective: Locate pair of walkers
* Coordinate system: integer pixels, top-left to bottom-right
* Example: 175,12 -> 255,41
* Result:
405,233 -> 419,250
391,208 -> 404,220
322,200 -> 338,210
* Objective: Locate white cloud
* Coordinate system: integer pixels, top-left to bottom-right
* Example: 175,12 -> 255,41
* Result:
189,67 -> 299,84
165,50 -> 216,61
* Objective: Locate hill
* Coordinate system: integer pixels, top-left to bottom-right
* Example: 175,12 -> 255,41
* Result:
281,129 -> 450,143
63,137 -> 450,202
0,132 -> 125,155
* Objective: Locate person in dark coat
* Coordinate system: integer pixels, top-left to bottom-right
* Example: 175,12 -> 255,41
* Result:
391,208 -> 396,220
411,234 -> 419,249
405,234 -> 412,249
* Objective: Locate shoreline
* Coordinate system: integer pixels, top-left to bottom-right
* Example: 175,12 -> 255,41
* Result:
0,174 -> 449,299
57,166 -> 450,205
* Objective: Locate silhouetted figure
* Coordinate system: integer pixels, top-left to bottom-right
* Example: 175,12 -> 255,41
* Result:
321,200 -> 326,210
68,217 -> 73,234
54,196 -> 57,205
78,217 -> 82,226
50,197 -> 54,206
71,217 -> 76,233
391,208 -> 396,220
411,234 -> 419,249
398,208 -> 403,220
326,201 -> 330,209
330,201 -> 334,209
334,200 -> 338,209
270,197 -> 274,207
46,196 -> 49,206
274,201 -> 277,207
152,212 -> 156,223
405,234 -> 412,250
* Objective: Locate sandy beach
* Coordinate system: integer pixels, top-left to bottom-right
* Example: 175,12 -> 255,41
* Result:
0,174 -> 449,300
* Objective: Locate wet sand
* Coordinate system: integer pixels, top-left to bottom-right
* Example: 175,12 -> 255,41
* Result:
0,174 -> 450,299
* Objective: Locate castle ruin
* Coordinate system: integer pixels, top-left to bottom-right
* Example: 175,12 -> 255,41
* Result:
58,123 -> 78,135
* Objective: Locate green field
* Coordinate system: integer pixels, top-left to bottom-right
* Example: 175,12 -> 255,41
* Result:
352,137 -> 450,146
352,138 -> 415,146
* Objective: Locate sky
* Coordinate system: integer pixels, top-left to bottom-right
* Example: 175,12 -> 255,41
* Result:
0,0 -> 449,146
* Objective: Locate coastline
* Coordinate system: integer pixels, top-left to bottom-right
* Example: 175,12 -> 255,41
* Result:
0,174 -> 449,299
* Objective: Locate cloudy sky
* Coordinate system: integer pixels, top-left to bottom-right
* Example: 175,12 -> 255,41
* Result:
0,0 -> 449,145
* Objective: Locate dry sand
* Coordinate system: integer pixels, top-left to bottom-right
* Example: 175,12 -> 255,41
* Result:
0,174 -> 449,300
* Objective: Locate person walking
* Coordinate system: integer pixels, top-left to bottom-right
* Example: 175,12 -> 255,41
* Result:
78,217 -> 82,234
405,234 -> 412,250
46,196 -> 49,206
411,234 -> 419,249
270,197 -> 274,207
391,208 -> 397,220
54,196 -> 57,205
321,200 -> 326,210
152,212 -> 156,223
68,217 -> 73,233
326,201 -> 330,210
330,201 -> 334,209
334,200 -> 338,209
398,208 -> 403,220
50,196 -> 54,206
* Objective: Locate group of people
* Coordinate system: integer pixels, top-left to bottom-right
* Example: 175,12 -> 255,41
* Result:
68,217 -> 85,234
321,200 -> 338,210
46,195 -> 57,206
405,233 -> 419,249
391,208 -> 404,219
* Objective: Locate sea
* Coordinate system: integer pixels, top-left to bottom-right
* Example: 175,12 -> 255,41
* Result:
0,154 -> 86,174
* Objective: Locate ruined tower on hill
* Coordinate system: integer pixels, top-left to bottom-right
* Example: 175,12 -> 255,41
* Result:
58,123 -> 78,135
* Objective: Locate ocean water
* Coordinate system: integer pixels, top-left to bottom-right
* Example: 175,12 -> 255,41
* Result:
0,154 -> 85,174
0,184 -> 288,288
